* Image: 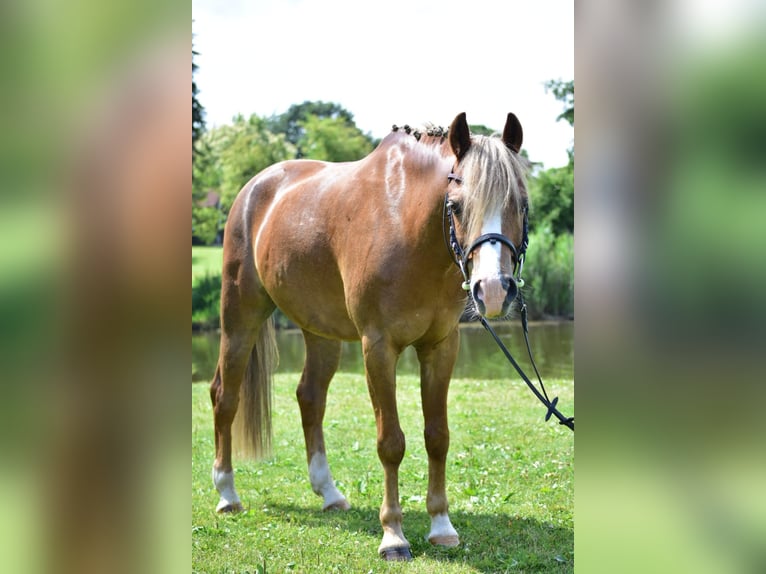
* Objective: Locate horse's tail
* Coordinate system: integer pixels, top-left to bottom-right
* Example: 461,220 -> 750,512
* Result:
232,314 -> 279,460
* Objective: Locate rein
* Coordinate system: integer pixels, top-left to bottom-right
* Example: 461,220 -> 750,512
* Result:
443,185 -> 575,432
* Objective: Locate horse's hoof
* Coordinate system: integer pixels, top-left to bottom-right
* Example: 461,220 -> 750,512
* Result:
322,498 -> 351,511
379,547 -> 413,561
428,533 -> 460,547
216,501 -> 243,513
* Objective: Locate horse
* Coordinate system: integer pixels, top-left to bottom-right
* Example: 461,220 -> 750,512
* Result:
209,112 -> 529,561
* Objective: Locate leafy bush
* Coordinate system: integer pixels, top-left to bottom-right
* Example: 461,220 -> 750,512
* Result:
192,273 -> 221,329
522,225 -> 573,319
527,162 -> 574,236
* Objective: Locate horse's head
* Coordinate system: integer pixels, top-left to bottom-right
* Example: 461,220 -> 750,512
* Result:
446,112 -> 529,319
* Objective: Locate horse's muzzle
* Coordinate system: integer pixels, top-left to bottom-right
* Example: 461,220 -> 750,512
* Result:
472,274 -> 517,318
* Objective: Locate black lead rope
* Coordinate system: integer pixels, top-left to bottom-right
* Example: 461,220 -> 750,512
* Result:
443,191 -> 574,432
478,301 -> 574,431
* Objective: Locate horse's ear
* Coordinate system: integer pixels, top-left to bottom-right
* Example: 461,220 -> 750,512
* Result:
449,112 -> 471,161
502,113 -> 523,153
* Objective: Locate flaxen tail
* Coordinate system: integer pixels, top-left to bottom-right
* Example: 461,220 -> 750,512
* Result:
232,315 -> 279,459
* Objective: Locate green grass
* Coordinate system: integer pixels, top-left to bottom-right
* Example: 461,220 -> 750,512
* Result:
192,373 -> 574,573
193,246 -> 224,286
192,247 -> 223,330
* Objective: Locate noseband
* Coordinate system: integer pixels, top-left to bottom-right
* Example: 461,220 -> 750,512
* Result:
443,172 -> 528,288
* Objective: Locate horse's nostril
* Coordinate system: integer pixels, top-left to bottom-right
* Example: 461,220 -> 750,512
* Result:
472,280 -> 482,302
502,275 -> 517,302
471,280 -> 487,315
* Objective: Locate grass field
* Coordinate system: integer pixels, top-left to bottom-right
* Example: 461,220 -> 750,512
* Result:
192,373 -> 574,573
193,246 -> 223,285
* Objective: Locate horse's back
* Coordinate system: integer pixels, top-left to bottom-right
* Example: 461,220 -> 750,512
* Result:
231,158 -> 367,339
227,138 -> 462,343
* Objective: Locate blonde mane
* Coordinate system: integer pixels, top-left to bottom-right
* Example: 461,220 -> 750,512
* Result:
460,134 -> 529,241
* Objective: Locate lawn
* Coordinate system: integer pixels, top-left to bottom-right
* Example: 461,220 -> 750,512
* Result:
192,373 -> 574,573
193,246 -> 223,285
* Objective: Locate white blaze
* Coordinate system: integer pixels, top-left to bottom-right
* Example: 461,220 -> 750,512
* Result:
469,209 -> 508,317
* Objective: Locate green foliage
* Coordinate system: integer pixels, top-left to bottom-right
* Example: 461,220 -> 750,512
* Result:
203,114 -> 294,215
298,114 -> 374,162
192,373 -> 573,572
267,100 -> 356,146
192,247 -> 224,329
192,138 -> 223,245
468,123 -> 495,136
528,161 -> 574,235
544,79 -> 574,127
523,226 -> 573,319
519,77 -> 574,319
192,43 -> 205,156
191,102 -> 374,245
191,206 -> 221,245
192,273 -> 221,329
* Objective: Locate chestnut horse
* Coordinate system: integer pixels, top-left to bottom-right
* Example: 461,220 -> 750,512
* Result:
210,112 -> 529,560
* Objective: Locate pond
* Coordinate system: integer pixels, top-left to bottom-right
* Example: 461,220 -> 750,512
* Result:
193,321 -> 573,383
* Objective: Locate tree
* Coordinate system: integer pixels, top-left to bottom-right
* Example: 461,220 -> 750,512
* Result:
267,101 -> 357,148
527,79 -> 574,234
469,123 -> 495,136
544,79 -> 574,127
527,162 -> 573,235
298,114 -> 374,162
192,139 -> 223,244
191,115 -> 294,245
213,114 -> 294,212
192,37 -> 213,243
192,42 -> 205,156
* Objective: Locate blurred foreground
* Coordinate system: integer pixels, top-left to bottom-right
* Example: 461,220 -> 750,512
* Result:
576,2 -> 766,572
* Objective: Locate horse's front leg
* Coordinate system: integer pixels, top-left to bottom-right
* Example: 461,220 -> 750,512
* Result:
362,333 -> 411,561
416,328 -> 460,547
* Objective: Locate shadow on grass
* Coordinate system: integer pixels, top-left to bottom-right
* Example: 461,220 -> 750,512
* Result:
263,502 -> 573,572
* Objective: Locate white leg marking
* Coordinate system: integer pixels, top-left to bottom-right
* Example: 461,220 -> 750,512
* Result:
309,453 -> 349,510
212,467 -> 242,512
428,512 -> 460,546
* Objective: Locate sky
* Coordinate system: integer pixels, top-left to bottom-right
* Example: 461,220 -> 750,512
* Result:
192,0 -> 573,168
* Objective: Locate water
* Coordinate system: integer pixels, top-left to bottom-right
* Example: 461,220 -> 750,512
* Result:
193,321 -> 573,383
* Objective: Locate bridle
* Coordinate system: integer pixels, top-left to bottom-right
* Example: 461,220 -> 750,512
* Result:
443,171 -> 528,290
443,169 -> 575,432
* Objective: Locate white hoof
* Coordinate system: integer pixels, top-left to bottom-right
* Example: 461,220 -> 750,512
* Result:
212,467 -> 242,513
309,453 -> 348,511
427,513 -> 460,547
216,500 -> 244,513
322,497 -> 351,511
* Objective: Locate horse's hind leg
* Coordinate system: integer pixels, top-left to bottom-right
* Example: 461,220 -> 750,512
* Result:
210,337 -> 252,513
296,330 -> 349,511
416,328 -> 460,547
210,268 -> 276,513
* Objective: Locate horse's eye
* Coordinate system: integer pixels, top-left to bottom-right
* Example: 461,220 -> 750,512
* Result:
449,201 -> 463,216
